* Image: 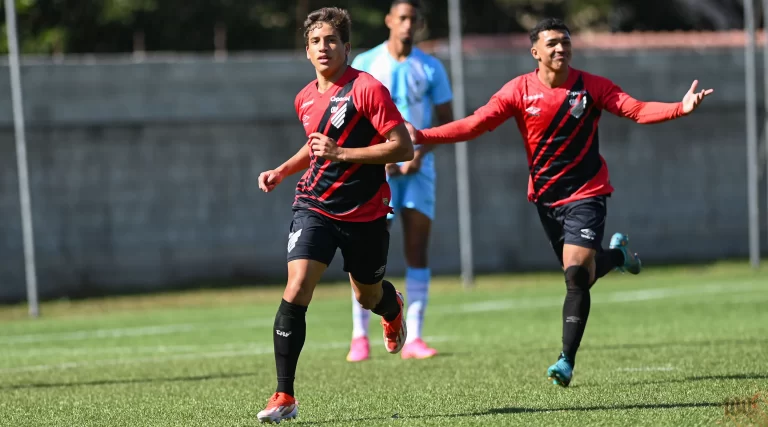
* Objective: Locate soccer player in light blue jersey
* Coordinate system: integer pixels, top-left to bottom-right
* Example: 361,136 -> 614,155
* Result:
346,0 -> 454,362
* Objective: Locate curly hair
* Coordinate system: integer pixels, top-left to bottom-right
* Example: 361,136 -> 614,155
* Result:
303,7 -> 352,46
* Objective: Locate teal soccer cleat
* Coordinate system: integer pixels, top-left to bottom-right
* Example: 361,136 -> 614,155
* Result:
609,232 -> 642,274
547,353 -> 574,387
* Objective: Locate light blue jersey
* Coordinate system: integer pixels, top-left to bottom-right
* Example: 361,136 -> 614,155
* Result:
352,43 -> 452,220
352,43 -> 452,179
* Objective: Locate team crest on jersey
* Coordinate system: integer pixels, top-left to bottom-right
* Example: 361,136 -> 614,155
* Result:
570,95 -> 587,118
331,100 -> 348,128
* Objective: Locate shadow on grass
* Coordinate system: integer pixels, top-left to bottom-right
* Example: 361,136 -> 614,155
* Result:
1,372 -> 256,390
294,401 -> 724,425
618,373 -> 768,387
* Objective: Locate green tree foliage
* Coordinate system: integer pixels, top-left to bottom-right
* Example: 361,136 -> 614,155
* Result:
0,0 -> 754,54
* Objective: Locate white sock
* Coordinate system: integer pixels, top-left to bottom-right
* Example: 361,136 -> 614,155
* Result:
351,289 -> 370,339
405,267 -> 430,344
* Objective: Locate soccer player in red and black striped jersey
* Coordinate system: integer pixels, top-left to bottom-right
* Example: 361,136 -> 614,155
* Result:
407,18 -> 713,387
255,7 -> 415,423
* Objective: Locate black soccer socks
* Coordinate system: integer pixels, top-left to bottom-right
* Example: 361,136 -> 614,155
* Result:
562,265 -> 591,364
594,248 -> 625,282
273,299 -> 307,397
372,280 -> 401,322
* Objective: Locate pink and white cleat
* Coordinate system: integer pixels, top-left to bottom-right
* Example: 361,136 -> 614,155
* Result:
346,336 -> 370,362
401,338 -> 438,360
380,291 -> 407,354
257,392 -> 298,424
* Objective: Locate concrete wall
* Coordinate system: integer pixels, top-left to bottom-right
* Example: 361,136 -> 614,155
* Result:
0,49 -> 765,303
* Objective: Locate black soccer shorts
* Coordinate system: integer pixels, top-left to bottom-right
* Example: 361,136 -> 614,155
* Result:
536,195 -> 608,266
286,209 -> 389,284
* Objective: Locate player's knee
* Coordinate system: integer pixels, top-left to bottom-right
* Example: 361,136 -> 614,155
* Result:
350,268 -> 386,309
285,275 -> 315,303
564,265 -> 590,291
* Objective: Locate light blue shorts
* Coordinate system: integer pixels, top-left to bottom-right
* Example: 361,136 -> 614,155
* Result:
386,171 -> 435,221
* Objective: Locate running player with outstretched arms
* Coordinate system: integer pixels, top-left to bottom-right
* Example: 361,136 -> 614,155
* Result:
406,18 -> 713,387
255,7 -> 414,423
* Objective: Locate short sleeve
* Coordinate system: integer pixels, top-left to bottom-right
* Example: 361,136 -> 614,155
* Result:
359,78 -> 404,136
428,59 -> 453,105
294,91 -> 304,119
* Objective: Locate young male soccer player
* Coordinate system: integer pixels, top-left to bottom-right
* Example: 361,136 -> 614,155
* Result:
406,18 -> 713,387
346,0 -> 454,362
255,7 -> 414,423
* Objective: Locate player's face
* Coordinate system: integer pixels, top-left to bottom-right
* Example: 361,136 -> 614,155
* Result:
386,4 -> 421,45
532,30 -> 572,72
306,22 -> 350,75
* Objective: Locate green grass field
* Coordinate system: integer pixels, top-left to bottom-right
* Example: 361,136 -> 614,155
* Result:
1,261 -> 767,426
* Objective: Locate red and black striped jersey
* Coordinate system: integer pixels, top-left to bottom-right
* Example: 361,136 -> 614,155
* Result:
417,67 -> 683,207
293,66 -> 404,222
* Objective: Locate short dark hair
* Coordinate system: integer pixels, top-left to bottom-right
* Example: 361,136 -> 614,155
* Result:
303,7 -> 352,46
391,0 -> 422,11
529,18 -> 571,44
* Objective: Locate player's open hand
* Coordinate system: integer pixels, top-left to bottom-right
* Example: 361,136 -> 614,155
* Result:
309,132 -> 345,161
681,80 -> 714,115
258,169 -> 283,193
399,156 -> 422,175
385,163 -> 402,177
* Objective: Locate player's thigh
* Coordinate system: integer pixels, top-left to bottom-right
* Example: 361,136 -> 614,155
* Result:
339,217 -> 390,285
285,210 -> 338,304
536,203 -> 565,267
561,196 -> 606,252
400,207 -> 431,267
286,209 -> 338,270
386,174 -> 405,222
400,172 -> 436,221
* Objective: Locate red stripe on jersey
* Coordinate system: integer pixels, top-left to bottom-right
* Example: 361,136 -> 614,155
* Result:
318,120 -> 378,202
534,115 -> 600,199
531,112 -> 572,169
532,96 -> 592,183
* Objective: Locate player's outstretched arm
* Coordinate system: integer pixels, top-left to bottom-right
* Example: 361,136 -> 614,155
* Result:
258,144 -> 311,193
604,79 -> 713,124
308,122 -> 414,164
411,88 -> 516,145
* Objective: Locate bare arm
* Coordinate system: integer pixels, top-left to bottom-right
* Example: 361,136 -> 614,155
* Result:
258,144 -> 310,193
276,144 -> 311,176
309,122 -> 414,164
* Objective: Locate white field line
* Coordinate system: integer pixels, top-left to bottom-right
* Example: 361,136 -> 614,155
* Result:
0,318 -> 273,345
0,336 -> 454,374
448,281 -> 764,314
616,366 -> 676,372
1,281 -> 763,347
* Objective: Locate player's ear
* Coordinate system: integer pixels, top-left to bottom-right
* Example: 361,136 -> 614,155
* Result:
306,45 -> 311,61
385,11 -> 394,30
344,42 -> 351,58
530,46 -> 540,61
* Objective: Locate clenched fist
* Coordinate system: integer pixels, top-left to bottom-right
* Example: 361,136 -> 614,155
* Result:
258,170 -> 284,193
309,132 -> 345,161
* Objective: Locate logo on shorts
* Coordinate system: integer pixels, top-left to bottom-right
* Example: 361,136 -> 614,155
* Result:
287,229 -> 302,252
276,330 -> 292,337
374,265 -> 386,276
382,197 -> 389,205
580,228 -> 596,240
